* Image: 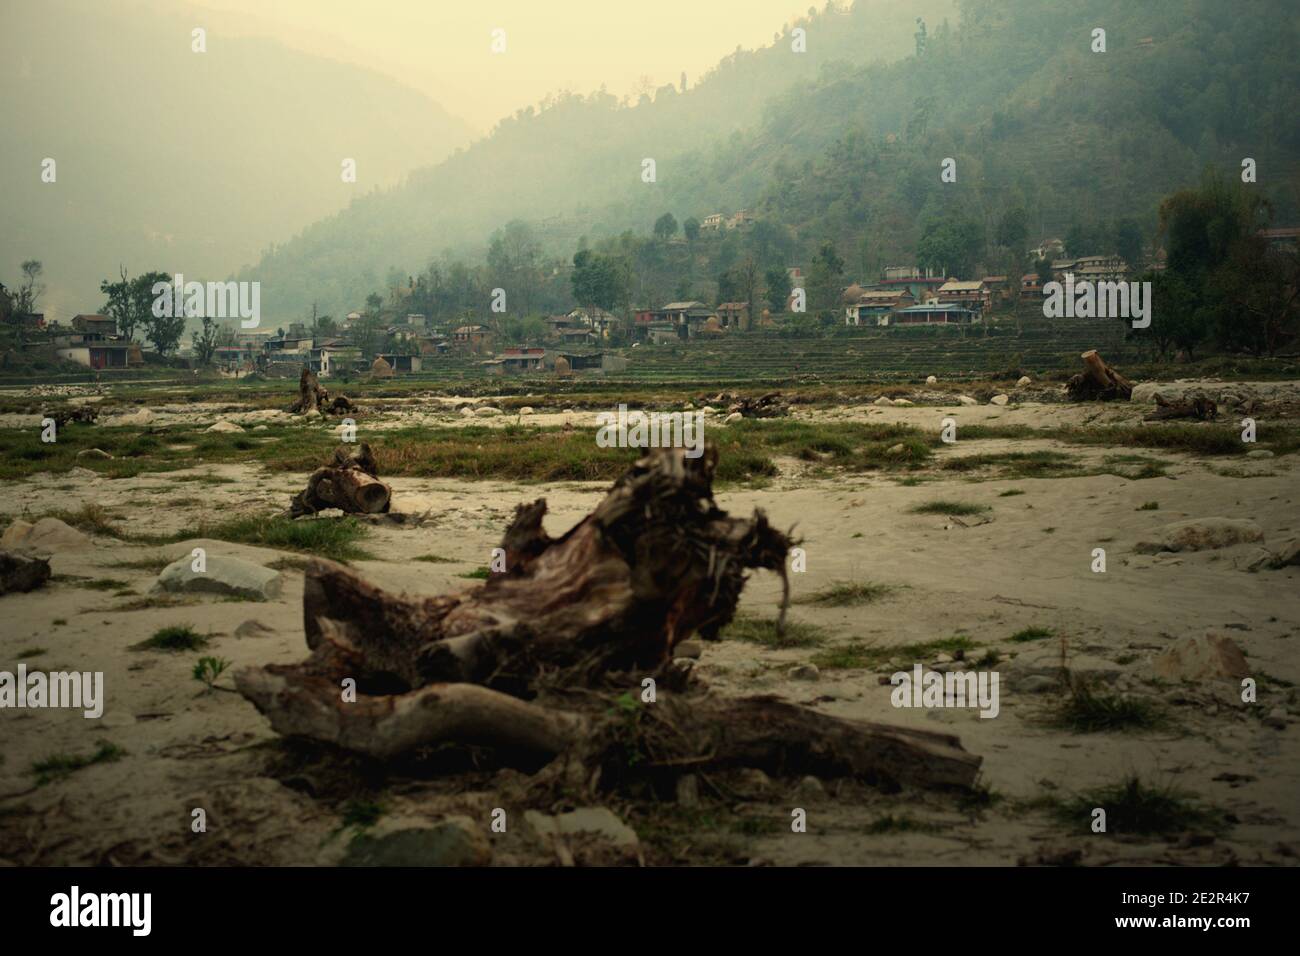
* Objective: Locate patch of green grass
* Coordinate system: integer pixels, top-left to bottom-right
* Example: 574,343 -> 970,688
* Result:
17,647 -> 47,658
73,577 -> 130,592
1052,775 -> 1228,836
133,624 -> 209,652
459,566 -> 491,580
31,741 -> 126,786
722,615 -> 828,649
998,488 -> 1025,497
22,503 -> 124,538
413,553 -> 456,563
942,450 -> 1080,480
102,554 -> 172,572
794,580 -> 895,607
812,634 -> 978,671
1010,627 -> 1054,643
267,555 -> 312,571
341,799 -> 385,829
1137,501 -> 1160,511
908,500 -> 990,516
110,594 -> 188,612
192,656 -> 231,689
184,516 -> 374,563
51,618 -> 67,626
1051,677 -> 1162,733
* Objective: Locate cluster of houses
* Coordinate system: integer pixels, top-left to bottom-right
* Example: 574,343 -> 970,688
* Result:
842,253 -> 1134,327
1,312 -> 144,369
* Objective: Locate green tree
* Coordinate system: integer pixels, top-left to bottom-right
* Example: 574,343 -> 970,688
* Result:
653,212 -> 678,241
191,315 -> 219,367
764,267 -> 792,314
808,240 -> 845,314
15,260 -> 44,314
996,207 -> 1029,252
683,217 -> 701,242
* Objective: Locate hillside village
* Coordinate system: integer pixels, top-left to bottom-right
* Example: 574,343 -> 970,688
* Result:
5,221 -> 1296,384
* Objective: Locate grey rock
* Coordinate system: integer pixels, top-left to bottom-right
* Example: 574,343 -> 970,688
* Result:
725,411 -> 743,424
958,395 -> 978,406
1246,449 -> 1274,459
1,517 -> 94,553
1007,645 -> 1120,684
234,619 -> 276,639
990,394 -> 1010,406
153,554 -> 282,601
525,807 -> 639,849
75,448 -> 113,460
1151,631 -> 1250,683
1019,675 -> 1059,694
342,815 -> 491,867
473,406 -> 503,417
206,420 -> 244,433
789,663 -> 820,681
674,639 -> 703,659
795,775 -> 826,801
1136,517 -> 1264,553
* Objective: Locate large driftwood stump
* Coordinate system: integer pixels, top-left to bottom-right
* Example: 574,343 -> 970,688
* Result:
1066,349 -> 1133,401
241,446 -> 981,792
288,443 -> 391,517
289,367 -> 356,416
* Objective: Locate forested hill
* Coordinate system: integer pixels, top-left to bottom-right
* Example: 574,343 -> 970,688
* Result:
244,0 -> 1300,316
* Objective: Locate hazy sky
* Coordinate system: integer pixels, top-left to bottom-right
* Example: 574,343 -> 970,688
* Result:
187,0 -> 815,133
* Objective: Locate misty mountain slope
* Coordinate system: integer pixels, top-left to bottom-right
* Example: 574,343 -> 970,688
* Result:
0,0 -> 473,320
249,0 -> 1298,316
238,0 -> 957,314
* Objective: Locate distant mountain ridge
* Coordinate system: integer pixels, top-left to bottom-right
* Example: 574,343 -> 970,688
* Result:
1,0 -> 473,323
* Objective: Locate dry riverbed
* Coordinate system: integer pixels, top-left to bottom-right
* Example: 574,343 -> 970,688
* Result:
1,386 -> 1298,866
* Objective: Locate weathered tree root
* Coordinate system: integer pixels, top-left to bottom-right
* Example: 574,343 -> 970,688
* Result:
240,445 -> 981,791
1066,349 -> 1133,401
287,443 -> 391,517
289,367 -> 357,416
1145,392 -> 1218,421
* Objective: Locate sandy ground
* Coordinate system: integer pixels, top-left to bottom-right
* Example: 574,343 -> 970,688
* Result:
1,389 -> 1298,866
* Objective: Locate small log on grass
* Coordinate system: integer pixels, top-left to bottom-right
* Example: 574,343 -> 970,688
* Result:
1144,392 -> 1218,421
288,443 -> 391,517
241,445 -> 981,791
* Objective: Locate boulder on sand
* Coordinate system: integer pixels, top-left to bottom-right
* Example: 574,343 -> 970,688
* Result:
1136,517 -> 1264,553
1152,631 -> 1249,682
153,554 -> 283,601
1,518 -> 94,553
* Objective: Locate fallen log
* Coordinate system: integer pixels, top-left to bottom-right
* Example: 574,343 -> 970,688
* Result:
287,443 -> 391,517
1144,392 -> 1218,421
240,445 -> 981,792
1066,349 -> 1132,401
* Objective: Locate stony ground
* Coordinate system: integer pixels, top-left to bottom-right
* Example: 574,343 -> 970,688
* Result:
1,380 -> 1298,866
